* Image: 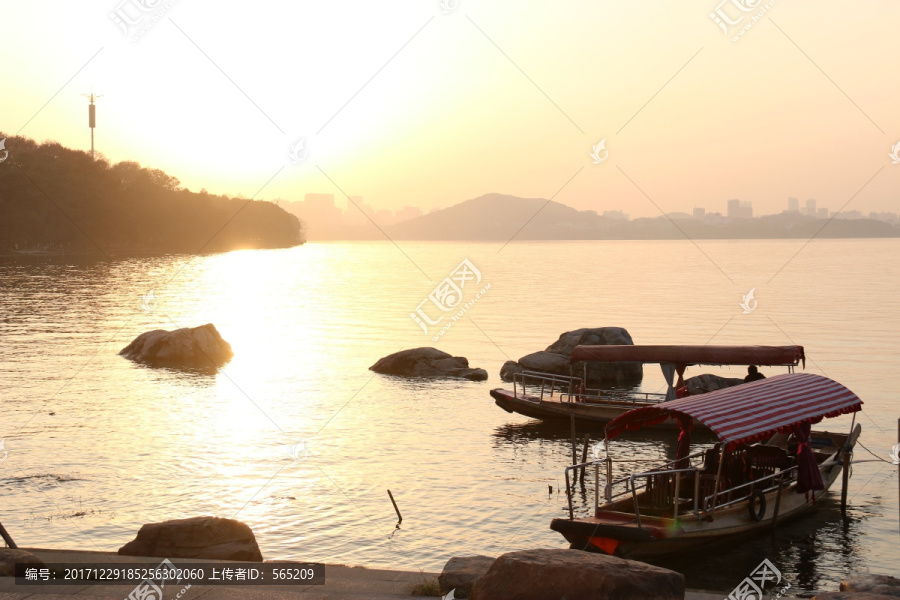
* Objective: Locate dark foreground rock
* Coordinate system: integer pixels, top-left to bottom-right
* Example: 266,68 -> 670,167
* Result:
500,327 -> 642,387
683,373 -> 744,395
439,555 -> 495,597
118,516 -> 262,562
120,324 -> 233,370
469,548 -> 684,600
0,548 -> 46,577
815,593 -> 900,599
809,574 -> 900,599
370,347 -> 488,381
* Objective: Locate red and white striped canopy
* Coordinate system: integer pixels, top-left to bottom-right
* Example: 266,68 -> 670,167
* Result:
605,373 -> 862,447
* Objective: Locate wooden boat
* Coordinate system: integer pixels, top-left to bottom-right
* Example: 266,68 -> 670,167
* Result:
549,372 -> 862,559
490,345 -> 805,430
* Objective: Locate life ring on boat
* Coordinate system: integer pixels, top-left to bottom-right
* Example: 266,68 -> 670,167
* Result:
748,489 -> 767,521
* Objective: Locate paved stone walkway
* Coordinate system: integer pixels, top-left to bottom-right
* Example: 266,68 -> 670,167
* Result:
0,548 -> 727,599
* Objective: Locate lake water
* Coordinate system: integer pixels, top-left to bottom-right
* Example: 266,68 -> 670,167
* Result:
1,239 -> 898,594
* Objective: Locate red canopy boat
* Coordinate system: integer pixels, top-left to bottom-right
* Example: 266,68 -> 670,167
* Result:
490,345 -> 805,428
550,372 -> 862,559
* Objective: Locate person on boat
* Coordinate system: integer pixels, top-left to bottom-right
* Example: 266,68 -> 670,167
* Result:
744,365 -> 766,382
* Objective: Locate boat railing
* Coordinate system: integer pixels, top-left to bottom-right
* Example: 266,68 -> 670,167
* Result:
564,458 -> 801,529
512,371 -> 583,401
560,389 -> 668,405
562,450 -> 709,522
700,465 -> 798,512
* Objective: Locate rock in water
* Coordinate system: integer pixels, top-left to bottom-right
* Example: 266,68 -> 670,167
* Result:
439,555 -> 495,597
683,373 -> 744,395
120,324 -> 233,370
118,516 -> 262,562
470,548 -> 684,600
500,327 -> 642,387
0,548 -> 46,577
370,347 -> 488,381
837,573 -> 900,597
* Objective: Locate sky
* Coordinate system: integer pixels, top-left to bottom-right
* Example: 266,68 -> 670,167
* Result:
2,0 -> 899,218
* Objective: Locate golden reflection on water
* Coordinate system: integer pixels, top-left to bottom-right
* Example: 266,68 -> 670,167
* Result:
1,240 -> 899,592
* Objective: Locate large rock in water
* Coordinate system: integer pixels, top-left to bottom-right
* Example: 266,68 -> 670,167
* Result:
469,549 -> 684,600
814,574 -> 900,598
0,548 -> 46,577
119,516 -> 262,562
439,555 -> 495,597
683,373 -> 744,395
500,327 -> 642,387
370,347 -> 488,381
120,324 -> 233,370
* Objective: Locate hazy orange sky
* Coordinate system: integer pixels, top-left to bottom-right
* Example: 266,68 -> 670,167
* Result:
3,1 -> 899,217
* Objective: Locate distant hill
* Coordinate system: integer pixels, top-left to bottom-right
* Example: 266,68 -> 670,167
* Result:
386,193 -> 899,241
0,134 -> 304,255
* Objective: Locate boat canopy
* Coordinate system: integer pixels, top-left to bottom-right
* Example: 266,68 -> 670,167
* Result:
569,345 -> 805,367
605,372 -> 862,449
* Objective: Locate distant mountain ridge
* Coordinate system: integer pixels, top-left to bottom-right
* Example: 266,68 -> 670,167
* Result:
385,193 -> 899,240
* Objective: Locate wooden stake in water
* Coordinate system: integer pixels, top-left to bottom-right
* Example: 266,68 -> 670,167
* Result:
579,433 -> 590,488
570,413 -> 578,485
841,448 -> 850,518
387,490 -> 402,526
0,521 -> 17,549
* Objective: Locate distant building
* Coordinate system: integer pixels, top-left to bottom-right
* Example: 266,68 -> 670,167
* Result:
727,199 -> 752,219
817,207 -> 828,219
345,195 -> 375,227
869,211 -> 898,222
693,207 -> 706,219
788,197 -> 800,212
299,193 -> 342,227
804,198 -> 817,216
602,210 -> 629,220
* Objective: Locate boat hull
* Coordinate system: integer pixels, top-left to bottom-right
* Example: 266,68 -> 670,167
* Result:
491,388 -> 705,430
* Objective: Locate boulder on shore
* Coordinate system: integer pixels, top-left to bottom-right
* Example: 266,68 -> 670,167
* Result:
841,574 -> 900,598
120,324 -> 233,370
118,516 -> 262,562
683,373 -> 744,395
439,555 -> 495,597
500,327 -> 642,387
469,548 -> 684,600
0,548 -> 46,577
370,347 -> 488,381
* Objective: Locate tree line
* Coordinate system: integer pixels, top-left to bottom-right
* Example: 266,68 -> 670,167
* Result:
0,134 -> 305,255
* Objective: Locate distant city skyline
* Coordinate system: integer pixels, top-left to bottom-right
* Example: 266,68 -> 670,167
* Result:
279,192 -> 899,239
